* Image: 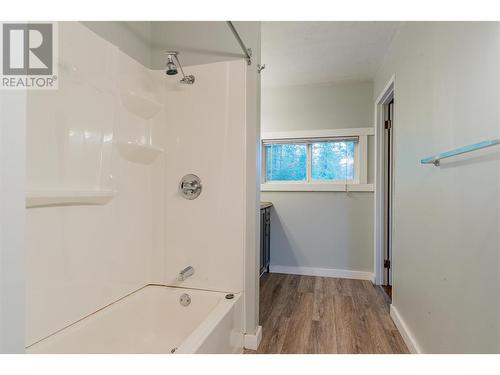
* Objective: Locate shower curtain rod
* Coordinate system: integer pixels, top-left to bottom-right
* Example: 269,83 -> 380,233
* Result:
226,21 -> 252,65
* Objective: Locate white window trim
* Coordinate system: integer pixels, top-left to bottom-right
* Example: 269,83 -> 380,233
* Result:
261,127 -> 374,192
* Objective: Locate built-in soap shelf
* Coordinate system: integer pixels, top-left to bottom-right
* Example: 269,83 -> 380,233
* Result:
117,141 -> 163,164
26,189 -> 115,208
120,90 -> 163,120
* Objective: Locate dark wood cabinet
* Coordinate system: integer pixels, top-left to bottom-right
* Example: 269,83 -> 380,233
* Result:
260,204 -> 271,276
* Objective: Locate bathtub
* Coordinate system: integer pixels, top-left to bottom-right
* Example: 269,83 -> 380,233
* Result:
26,285 -> 243,354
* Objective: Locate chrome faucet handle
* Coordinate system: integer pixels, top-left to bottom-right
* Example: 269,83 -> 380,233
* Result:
181,180 -> 198,191
179,174 -> 202,200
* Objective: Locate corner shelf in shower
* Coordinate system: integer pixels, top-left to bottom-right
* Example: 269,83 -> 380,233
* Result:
120,90 -> 163,120
26,189 -> 115,208
117,141 -> 163,165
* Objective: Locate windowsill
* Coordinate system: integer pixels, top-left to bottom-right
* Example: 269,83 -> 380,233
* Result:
260,183 -> 374,192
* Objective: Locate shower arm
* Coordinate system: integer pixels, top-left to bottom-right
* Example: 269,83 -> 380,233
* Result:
226,21 -> 252,65
173,54 -> 188,80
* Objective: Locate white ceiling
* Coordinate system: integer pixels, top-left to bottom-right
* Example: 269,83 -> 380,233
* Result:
262,21 -> 401,87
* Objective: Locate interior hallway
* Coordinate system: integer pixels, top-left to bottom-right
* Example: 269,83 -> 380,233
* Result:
245,273 -> 408,354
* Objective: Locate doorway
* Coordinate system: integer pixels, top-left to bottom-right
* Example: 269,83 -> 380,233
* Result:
382,98 -> 394,298
374,76 -> 395,299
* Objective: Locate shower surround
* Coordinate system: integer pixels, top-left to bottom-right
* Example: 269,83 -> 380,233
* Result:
25,22 -> 259,353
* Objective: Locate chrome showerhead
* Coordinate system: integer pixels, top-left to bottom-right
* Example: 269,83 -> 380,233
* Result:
165,53 -> 178,75
166,64 -> 178,75
165,51 -> 194,84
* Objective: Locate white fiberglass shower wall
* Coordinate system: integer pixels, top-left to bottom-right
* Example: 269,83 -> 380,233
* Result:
158,60 -> 247,292
24,22 -> 259,353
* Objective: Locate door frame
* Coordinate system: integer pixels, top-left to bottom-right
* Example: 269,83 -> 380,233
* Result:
373,75 -> 395,285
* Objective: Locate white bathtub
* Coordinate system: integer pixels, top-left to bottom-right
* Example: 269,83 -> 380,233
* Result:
26,285 -> 243,354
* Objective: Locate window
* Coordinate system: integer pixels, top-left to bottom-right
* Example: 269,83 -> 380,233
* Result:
264,139 -> 356,183
261,128 -> 373,192
311,141 -> 355,181
264,139 -> 357,182
265,143 -> 307,181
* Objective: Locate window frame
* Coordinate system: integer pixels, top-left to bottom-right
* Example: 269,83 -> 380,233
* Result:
261,128 -> 374,192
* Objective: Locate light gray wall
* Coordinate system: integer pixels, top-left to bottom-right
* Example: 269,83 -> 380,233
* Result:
263,192 -> 374,272
374,22 -> 500,353
261,81 -> 374,273
262,80 -> 374,131
82,22 -> 153,67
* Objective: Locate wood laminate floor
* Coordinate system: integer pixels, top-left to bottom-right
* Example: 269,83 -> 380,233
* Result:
244,273 -> 409,354
381,285 -> 393,300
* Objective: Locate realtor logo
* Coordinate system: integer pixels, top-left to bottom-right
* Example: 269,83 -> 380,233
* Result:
1,22 -> 58,89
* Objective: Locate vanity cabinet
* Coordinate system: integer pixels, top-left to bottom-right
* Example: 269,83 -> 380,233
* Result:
260,203 -> 272,276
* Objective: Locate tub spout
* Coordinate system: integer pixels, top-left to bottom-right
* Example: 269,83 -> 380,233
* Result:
178,266 -> 194,281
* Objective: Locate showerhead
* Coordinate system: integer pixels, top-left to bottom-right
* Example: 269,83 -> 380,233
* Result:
166,64 -> 177,75
165,53 -> 178,75
165,51 -> 195,84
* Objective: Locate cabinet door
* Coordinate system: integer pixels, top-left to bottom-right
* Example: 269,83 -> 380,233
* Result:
264,208 -> 271,272
259,209 -> 266,275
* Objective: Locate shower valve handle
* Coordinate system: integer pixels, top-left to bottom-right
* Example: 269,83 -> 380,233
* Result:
179,174 -> 202,200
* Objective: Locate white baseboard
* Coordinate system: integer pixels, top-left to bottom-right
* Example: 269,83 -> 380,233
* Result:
269,265 -> 374,282
244,325 -> 262,351
390,304 -> 421,354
